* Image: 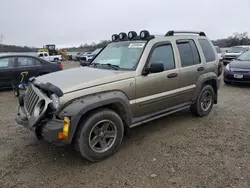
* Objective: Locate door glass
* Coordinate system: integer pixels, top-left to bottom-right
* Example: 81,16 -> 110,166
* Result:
0,57 -> 15,68
44,53 -> 48,57
148,44 -> 175,71
17,57 -> 37,67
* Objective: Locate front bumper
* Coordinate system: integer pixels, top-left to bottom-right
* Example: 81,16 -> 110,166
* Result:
16,106 -> 67,144
224,70 -> 250,84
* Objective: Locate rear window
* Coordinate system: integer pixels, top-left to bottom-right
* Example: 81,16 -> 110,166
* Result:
198,39 -> 216,62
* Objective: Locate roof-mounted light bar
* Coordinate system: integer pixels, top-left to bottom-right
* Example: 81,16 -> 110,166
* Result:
111,30 -> 155,42
165,30 -> 206,36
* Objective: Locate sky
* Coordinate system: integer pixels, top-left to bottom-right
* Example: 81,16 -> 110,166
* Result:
0,0 -> 250,48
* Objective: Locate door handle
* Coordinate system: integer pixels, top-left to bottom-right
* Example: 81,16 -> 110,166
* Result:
167,73 -> 178,78
197,67 -> 205,71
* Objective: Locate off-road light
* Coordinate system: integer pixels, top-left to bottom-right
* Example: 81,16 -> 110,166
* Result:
119,32 -> 127,40
112,34 -> 119,41
140,30 -> 150,39
128,31 -> 137,40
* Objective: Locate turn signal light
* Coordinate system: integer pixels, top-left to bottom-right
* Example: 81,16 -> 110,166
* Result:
58,117 -> 70,140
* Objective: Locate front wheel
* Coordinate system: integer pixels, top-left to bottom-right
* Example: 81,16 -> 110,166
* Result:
190,85 -> 215,117
74,109 -> 124,162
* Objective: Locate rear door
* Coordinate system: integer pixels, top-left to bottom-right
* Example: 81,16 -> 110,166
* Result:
14,56 -> 43,84
0,57 -> 16,88
175,39 -> 204,103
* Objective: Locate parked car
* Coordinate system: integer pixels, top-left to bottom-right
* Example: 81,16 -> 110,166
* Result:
37,52 -> 62,62
72,52 -> 81,61
224,50 -> 250,84
215,46 -> 223,62
0,54 -> 63,89
222,45 -> 250,65
15,30 -> 221,162
66,52 -> 73,60
79,48 -> 102,63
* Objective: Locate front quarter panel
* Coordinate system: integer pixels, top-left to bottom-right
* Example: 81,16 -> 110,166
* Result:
58,91 -> 133,143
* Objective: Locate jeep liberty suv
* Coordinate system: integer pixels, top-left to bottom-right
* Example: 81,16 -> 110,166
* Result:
16,30 -> 221,162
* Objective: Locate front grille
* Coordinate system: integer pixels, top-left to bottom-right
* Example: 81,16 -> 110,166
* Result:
24,84 -> 39,117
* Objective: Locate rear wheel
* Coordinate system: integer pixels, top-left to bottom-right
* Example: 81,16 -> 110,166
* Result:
190,85 -> 215,117
74,109 -> 124,162
54,58 -> 59,62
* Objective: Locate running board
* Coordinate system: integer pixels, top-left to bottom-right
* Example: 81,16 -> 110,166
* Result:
130,103 -> 191,128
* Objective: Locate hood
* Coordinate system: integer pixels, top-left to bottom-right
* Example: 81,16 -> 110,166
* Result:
36,67 -> 134,93
229,60 -> 250,69
224,52 -> 242,57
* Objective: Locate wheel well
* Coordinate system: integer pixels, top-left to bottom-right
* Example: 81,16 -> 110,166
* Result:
203,79 -> 218,104
203,79 -> 217,93
77,103 -> 130,129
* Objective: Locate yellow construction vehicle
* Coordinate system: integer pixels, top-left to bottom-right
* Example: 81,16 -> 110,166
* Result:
38,45 -> 68,60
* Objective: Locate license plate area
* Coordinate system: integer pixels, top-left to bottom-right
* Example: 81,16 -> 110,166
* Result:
234,74 -> 243,79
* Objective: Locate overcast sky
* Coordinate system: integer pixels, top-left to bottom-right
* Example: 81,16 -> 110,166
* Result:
0,0 -> 250,48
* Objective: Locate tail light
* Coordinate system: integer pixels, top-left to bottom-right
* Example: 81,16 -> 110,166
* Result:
59,63 -> 63,70
218,62 -> 222,76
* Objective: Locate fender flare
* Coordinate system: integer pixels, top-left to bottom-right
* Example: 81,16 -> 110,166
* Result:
192,72 -> 218,102
58,91 -> 132,142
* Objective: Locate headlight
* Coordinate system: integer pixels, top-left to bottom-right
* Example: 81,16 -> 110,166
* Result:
225,64 -> 230,71
50,94 -> 60,110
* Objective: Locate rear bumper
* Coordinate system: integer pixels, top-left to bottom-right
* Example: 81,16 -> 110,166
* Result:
16,106 -> 68,145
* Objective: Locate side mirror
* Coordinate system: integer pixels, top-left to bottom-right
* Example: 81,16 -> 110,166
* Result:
142,63 -> 164,75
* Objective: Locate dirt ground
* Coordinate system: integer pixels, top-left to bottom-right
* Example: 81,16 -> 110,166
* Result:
0,61 -> 250,188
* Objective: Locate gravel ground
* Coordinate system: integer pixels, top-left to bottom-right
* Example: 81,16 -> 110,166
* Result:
0,61 -> 250,188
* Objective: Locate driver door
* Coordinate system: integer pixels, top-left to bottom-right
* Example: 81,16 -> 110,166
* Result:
134,42 -> 180,117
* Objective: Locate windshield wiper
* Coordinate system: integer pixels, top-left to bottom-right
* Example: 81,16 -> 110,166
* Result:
105,63 -> 119,70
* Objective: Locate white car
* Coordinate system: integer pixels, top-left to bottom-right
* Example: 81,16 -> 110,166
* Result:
222,45 -> 250,65
37,52 -> 62,62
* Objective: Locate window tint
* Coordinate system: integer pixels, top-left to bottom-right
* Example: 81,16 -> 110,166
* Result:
44,53 -> 48,57
198,39 -> 216,62
17,57 -> 37,67
177,40 -> 200,67
0,57 -> 15,68
148,44 -> 175,71
38,54 -> 43,57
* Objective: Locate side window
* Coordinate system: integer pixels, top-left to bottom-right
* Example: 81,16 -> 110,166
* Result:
35,59 -> 42,65
198,39 -> 216,62
17,57 -> 37,67
148,44 -> 175,71
0,57 -> 15,68
177,39 -> 201,67
44,53 -> 48,57
38,53 -> 43,57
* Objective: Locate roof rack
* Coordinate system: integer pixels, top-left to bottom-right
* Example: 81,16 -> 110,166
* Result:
165,30 -> 206,36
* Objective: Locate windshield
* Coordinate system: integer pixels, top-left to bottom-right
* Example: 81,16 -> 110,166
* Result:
237,50 -> 250,61
228,47 -> 247,53
215,46 -> 221,53
91,41 -> 146,70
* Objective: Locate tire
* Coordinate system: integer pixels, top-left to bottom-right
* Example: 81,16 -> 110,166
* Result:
224,79 -> 231,85
190,85 -> 215,117
74,108 -> 124,162
54,58 -> 59,62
